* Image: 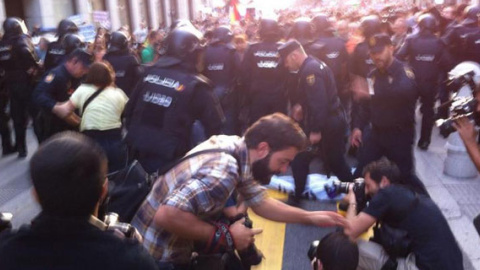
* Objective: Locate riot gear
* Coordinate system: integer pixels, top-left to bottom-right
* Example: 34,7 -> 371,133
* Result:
311,15 -> 332,37
57,19 -> 79,38
463,5 -> 480,25
108,31 -> 130,53
360,15 -> 381,39
62,34 -> 85,56
3,18 -> 27,38
163,26 -> 204,65
258,19 -> 280,41
288,18 -> 313,45
211,26 -> 233,45
418,14 -> 438,33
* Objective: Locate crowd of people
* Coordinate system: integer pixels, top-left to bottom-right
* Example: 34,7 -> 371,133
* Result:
0,1 -> 479,269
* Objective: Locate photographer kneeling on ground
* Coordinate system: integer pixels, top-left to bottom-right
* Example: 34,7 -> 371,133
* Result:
131,113 -> 347,269
0,132 -> 158,270
344,158 -> 463,270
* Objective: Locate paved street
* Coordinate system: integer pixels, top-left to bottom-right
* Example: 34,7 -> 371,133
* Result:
0,109 -> 480,269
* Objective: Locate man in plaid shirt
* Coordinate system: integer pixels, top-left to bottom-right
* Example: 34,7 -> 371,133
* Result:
132,113 -> 347,269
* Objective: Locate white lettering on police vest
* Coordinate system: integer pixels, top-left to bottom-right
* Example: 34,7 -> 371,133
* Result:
257,61 -> 278,68
326,52 -> 339,59
475,39 -> 480,44
366,59 -> 374,65
144,74 -> 181,90
49,49 -> 65,55
116,71 -> 126,77
254,51 -> 279,57
0,46 -> 11,52
415,55 -> 435,62
208,64 -> 224,71
143,91 -> 173,107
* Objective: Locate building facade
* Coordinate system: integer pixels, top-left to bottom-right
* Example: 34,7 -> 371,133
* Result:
0,0 -> 203,34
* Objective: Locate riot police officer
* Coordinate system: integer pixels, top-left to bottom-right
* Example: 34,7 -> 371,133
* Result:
203,25 -> 239,135
43,19 -> 79,72
33,49 -> 93,142
352,34 -> 428,195
288,18 -> 314,46
124,25 -> 223,174
241,18 -> 288,125
0,18 -> 39,157
442,5 -> 480,63
0,72 -> 14,156
279,40 -> 353,203
103,31 -> 141,97
308,15 -> 349,112
396,14 -> 454,150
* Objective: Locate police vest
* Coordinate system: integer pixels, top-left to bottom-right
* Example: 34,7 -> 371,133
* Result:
407,34 -> 443,81
203,44 -> 236,87
0,35 -> 36,82
104,51 -> 139,96
44,41 -> 65,72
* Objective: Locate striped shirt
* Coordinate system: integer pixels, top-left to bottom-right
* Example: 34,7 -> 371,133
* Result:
131,135 -> 267,264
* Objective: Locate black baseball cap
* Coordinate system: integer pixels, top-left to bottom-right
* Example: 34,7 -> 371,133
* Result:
278,40 -> 302,59
368,34 -> 392,54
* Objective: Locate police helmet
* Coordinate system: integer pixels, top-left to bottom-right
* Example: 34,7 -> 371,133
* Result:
108,31 -> 130,53
258,19 -> 280,41
3,17 -> 28,38
288,18 -> 314,45
170,19 -> 195,31
211,26 -> 233,45
311,14 -> 332,36
57,19 -> 79,38
418,14 -> 438,33
463,5 -> 480,25
164,25 -> 204,63
360,15 -> 381,39
62,34 -> 85,56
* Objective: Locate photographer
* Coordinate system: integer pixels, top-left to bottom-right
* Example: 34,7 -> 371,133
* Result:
310,232 -> 358,270
131,113 -> 347,269
453,85 -> 480,173
0,132 -> 158,270
344,158 -> 463,270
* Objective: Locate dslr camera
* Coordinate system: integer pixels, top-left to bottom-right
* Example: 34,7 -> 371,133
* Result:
104,212 -> 138,239
437,66 -> 479,138
325,178 -> 367,213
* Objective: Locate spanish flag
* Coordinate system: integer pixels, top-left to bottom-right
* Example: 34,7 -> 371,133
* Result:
229,0 -> 241,22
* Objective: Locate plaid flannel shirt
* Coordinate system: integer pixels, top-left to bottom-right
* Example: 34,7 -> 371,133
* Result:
131,135 -> 267,264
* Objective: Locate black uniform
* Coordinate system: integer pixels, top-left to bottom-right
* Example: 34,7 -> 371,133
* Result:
0,34 -> 39,155
103,50 -> 141,97
203,43 -> 239,135
43,40 -> 65,72
241,41 -> 288,125
464,28 -> 480,63
308,36 -> 349,105
32,65 -> 79,142
0,74 -> 14,154
291,56 -> 353,199
442,22 -> 479,64
124,62 -> 223,173
353,59 -> 428,195
396,32 -> 454,147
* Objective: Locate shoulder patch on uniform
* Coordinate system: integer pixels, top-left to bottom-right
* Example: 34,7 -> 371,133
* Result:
44,73 -> 55,83
306,74 -> 315,86
404,67 -> 415,79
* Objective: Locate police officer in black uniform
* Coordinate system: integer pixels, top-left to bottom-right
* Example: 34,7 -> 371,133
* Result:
43,19 -> 79,72
396,14 -> 454,150
241,18 -> 288,125
308,15 -> 349,113
124,25 -> 223,174
288,18 -> 314,46
33,49 -> 93,142
0,18 -> 39,157
103,31 -> 141,97
352,34 -> 428,195
442,5 -> 480,64
0,72 -> 14,156
279,40 -> 353,202
203,25 -> 239,135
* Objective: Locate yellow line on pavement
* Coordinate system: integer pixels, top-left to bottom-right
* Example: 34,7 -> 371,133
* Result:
248,189 -> 288,270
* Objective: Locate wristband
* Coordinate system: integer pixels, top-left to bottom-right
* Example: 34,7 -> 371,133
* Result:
204,222 -> 235,254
